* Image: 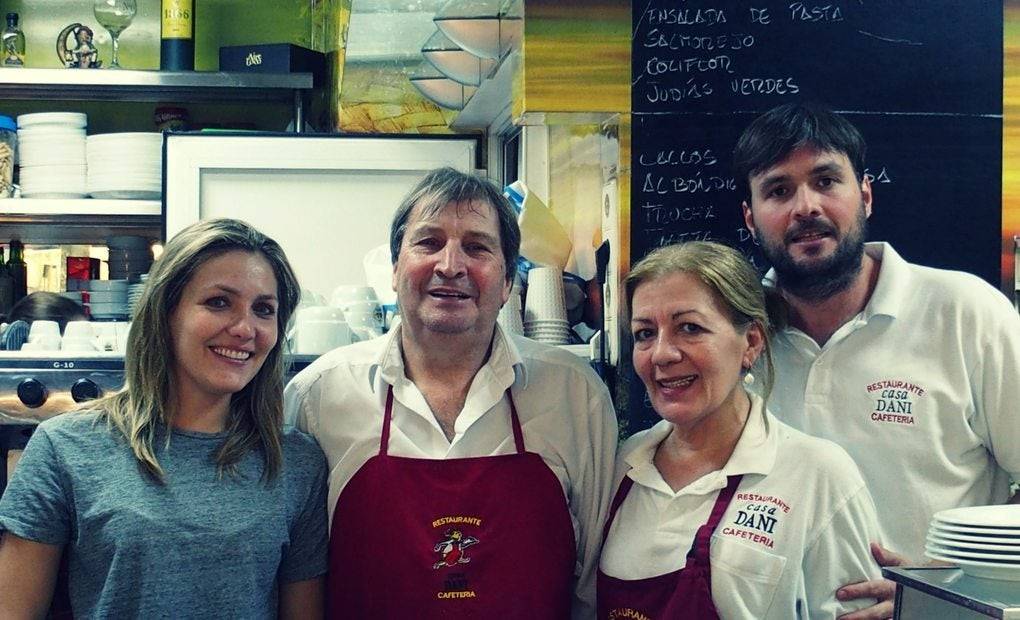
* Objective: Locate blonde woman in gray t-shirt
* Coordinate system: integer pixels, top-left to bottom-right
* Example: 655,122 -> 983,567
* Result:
0,219 -> 328,619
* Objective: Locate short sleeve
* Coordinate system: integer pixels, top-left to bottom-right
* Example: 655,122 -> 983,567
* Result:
283,372 -> 320,435
968,290 -> 1020,481
0,427 -> 73,545
278,446 -> 329,583
802,484 -> 884,618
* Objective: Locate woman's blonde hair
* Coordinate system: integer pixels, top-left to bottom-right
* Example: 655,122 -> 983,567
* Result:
89,219 -> 300,482
624,241 -> 782,406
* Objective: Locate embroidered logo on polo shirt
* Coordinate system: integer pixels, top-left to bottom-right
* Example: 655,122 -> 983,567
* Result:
720,493 -> 791,550
866,379 -> 926,426
431,516 -> 482,600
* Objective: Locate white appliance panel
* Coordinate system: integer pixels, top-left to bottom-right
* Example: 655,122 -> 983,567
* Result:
164,134 -> 477,302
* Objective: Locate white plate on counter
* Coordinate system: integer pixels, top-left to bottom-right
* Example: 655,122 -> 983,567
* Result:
925,547 -> 1020,582
928,533 -> 1020,552
926,542 -> 1020,561
931,522 -> 1020,537
934,505 -> 1020,529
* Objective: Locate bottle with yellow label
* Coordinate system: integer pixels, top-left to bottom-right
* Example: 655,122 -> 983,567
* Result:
160,0 -> 193,70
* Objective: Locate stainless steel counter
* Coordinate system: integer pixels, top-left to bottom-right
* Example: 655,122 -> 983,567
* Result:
884,566 -> 1020,619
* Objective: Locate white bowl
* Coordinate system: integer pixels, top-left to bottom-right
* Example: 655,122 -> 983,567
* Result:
63,321 -> 94,339
84,279 -> 129,292
18,112 -> 87,128
29,320 -> 60,339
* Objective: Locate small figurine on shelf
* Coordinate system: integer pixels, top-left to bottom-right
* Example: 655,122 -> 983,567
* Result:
2,13 -> 26,67
56,23 -> 102,68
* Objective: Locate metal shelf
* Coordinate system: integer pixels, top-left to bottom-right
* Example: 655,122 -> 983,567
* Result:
0,199 -> 160,216
0,68 -> 312,104
1,199 -> 162,244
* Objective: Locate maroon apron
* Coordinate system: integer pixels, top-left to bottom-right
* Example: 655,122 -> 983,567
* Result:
326,387 -> 576,619
596,473 -> 743,620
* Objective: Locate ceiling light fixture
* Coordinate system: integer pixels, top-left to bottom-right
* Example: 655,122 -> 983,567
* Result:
421,30 -> 496,87
433,0 -> 521,61
408,63 -> 478,110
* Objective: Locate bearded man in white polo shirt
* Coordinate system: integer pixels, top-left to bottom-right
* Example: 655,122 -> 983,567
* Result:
734,103 -> 1020,619
284,167 -> 617,619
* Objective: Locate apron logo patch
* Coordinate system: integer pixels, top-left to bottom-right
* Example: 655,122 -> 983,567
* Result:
432,528 -> 480,569
431,517 -> 482,600
608,609 -> 652,620
866,379 -> 926,425
720,493 -> 791,550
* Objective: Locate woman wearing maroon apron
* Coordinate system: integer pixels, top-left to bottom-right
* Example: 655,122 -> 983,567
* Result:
598,243 -> 882,619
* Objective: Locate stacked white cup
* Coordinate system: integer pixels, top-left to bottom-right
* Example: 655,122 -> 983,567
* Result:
21,320 -> 63,351
62,320 -> 96,352
330,285 -> 384,341
291,306 -> 353,355
497,278 -> 524,336
524,267 -> 571,344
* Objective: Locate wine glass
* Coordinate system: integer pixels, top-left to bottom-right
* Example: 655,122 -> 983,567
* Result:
93,0 -> 137,69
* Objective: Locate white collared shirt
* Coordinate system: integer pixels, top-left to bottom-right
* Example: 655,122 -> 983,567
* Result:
600,393 -> 882,619
764,242 -> 1020,561
284,324 -> 618,619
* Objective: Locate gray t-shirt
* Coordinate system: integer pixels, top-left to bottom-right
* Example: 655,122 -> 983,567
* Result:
0,412 -> 328,619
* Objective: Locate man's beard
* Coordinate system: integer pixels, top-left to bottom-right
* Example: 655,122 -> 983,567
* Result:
758,203 -> 868,301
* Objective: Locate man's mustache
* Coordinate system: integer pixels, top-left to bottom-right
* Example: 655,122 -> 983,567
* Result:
784,221 -> 837,244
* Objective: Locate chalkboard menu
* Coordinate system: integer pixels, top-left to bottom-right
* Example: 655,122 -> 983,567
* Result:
628,1 -> 1003,431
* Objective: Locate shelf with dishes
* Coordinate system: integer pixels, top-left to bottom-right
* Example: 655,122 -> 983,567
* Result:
0,199 -> 161,245
0,198 -> 160,216
0,68 -> 312,103
0,68 -> 313,132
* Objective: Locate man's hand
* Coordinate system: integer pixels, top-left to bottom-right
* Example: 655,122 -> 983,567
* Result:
835,543 -> 908,620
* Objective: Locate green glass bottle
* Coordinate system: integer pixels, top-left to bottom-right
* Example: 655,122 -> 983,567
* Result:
8,239 -> 26,303
160,0 -> 194,70
0,245 -> 13,317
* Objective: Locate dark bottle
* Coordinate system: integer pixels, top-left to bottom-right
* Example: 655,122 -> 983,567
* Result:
0,246 -> 13,317
160,0 -> 194,71
8,239 -> 26,303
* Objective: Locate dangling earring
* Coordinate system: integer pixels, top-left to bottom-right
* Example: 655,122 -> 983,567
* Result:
743,369 -> 755,386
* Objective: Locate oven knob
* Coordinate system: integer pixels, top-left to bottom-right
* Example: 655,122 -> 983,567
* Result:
71,378 -> 102,403
17,378 -> 48,408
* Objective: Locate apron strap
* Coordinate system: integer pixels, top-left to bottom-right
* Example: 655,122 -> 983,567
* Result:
688,474 -> 743,563
380,387 -> 395,456
380,386 -> 525,456
506,389 -> 526,455
600,475 -> 635,544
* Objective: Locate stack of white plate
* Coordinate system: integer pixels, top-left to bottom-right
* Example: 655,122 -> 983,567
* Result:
87,133 -> 162,199
82,280 -> 130,320
127,274 -> 148,316
925,505 -> 1020,581
17,112 -> 87,198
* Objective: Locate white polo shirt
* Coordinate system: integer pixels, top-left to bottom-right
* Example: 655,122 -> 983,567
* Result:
765,242 -> 1020,561
600,393 -> 882,619
283,323 -> 618,620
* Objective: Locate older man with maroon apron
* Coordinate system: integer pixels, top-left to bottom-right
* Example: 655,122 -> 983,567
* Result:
284,168 -> 618,619
327,388 -> 576,618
